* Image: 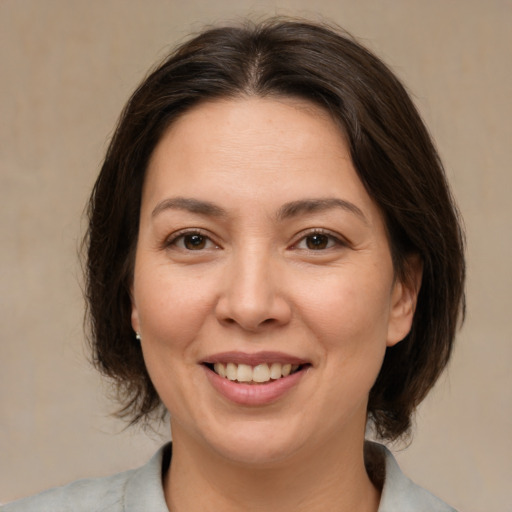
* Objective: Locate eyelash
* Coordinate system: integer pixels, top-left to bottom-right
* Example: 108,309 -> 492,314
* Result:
291,229 -> 346,251
164,228 -> 346,252
165,229 -> 219,251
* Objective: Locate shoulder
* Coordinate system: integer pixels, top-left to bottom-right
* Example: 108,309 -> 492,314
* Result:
369,442 -> 457,512
1,470 -> 132,512
1,444 -> 171,512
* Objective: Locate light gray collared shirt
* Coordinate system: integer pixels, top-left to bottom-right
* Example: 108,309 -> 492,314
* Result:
2,443 -> 456,511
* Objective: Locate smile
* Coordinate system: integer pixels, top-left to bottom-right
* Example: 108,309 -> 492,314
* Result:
208,362 -> 302,384
202,351 -> 310,404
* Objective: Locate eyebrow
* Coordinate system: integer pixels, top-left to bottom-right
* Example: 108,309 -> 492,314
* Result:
151,196 -> 367,224
152,197 -> 227,218
277,198 -> 368,224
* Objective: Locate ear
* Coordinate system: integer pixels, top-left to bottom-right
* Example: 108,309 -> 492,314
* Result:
130,285 -> 141,334
386,254 -> 423,347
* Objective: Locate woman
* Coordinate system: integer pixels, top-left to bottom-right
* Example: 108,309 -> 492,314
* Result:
4,18 -> 465,512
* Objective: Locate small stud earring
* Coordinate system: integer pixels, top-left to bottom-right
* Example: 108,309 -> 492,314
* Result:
135,332 -> 141,341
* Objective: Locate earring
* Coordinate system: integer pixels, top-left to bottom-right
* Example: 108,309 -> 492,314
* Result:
135,332 -> 141,341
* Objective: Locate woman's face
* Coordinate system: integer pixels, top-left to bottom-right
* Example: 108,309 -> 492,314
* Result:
131,97 -> 417,464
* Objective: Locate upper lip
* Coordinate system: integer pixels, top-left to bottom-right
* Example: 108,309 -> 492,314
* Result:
202,351 -> 309,366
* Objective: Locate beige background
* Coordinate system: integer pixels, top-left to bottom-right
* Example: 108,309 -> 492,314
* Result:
1,0 -> 511,510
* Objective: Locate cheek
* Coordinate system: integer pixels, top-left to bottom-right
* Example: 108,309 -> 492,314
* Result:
299,266 -> 394,346
133,267 -> 217,411
133,262 -> 218,346
296,264 -> 394,398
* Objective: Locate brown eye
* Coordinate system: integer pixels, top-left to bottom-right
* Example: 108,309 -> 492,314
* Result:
305,234 -> 330,250
168,231 -> 217,251
183,234 -> 207,250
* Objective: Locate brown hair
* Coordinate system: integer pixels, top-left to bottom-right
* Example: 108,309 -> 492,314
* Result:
85,18 -> 465,440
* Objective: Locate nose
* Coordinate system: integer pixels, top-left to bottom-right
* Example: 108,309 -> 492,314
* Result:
215,247 -> 292,332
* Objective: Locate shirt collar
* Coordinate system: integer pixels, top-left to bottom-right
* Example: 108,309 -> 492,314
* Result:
123,442 -> 455,512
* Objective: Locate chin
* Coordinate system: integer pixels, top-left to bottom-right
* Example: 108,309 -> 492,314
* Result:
192,416 -> 310,467
215,434 -> 305,467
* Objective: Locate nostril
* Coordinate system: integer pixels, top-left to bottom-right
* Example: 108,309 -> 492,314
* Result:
221,316 -> 278,331
215,293 -> 292,331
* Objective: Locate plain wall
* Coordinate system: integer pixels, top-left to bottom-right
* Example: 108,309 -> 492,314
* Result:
1,1 -> 511,510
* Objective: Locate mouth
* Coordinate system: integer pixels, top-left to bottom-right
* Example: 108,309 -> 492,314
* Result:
204,362 -> 307,384
202,352 -> 310,405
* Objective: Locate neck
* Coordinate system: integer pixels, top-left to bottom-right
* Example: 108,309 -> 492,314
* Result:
164,425 -> 380,512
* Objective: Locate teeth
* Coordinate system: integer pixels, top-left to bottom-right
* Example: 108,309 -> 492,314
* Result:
213,362 -> 226,378
211,362 -> 302,383
237,364 -> 252,382
253,364 -> 270,383
269,362 -> 282,379
226,362 -> 237,381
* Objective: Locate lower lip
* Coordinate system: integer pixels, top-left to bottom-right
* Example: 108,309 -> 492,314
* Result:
203,366 -> 307,406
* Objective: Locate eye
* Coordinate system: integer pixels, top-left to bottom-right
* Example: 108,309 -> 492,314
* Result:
168,231 -> 218,251
293,231 -> 342,251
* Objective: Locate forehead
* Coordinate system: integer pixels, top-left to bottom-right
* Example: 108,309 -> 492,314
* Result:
152,96 -> 345,164
142,97 -> 381,226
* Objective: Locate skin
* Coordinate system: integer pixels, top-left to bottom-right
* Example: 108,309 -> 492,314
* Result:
131,97 -> 421,512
